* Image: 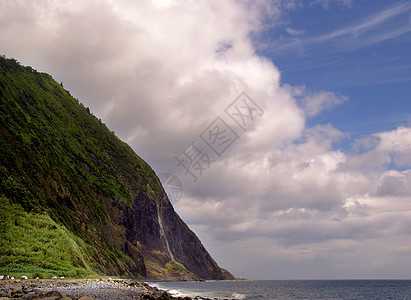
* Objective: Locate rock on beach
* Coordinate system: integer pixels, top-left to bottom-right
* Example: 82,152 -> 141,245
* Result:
0,278 -> 192,300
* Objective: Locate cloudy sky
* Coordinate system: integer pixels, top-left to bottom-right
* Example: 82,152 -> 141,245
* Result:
1,0 -> 411,279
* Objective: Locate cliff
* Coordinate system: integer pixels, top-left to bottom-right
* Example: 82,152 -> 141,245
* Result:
0,56 -> 233,280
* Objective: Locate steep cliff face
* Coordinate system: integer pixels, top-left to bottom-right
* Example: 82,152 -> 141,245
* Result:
0,56 -> 233,280
119,191 -> 230,280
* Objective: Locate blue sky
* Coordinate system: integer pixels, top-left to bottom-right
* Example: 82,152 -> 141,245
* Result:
258,1 -> 411,143
2,0 -> 411,279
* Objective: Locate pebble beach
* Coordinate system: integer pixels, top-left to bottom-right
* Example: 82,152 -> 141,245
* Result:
0,278 -> 192,300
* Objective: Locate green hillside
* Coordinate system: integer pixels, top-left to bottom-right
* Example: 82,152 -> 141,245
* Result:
0,56 -> 233,280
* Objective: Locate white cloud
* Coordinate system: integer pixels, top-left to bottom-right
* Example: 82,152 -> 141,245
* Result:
263,1 -> 411,55
1,0 -> 411,279
310,1 -> 411,49
376,170 -> 411,197
285,27 -> 304,36
311,0 -> 353,10
286,85 -> 348,118
375,126 -> 411,167
300,90 -> 348,117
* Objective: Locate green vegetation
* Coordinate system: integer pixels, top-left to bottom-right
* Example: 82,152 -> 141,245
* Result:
0,56 -> 162,217
164,261 -> 187,274
0,55 -> 233,281
145,258 -> 191,279
0,55 -> 163,277
0,196 -> 96,278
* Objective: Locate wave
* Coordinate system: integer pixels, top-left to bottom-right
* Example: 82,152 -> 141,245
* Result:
146,281 -> 248,300
231,292 -> 246,299
167,289 -> 188,298
145,282 -> 191,298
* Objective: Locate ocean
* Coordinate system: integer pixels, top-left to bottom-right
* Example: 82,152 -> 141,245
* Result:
147,280 -> 411,299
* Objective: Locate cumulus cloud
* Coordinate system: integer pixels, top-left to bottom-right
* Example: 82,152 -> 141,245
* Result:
178,124 -> 411,278
376,170 -> 411,197
296,88 -> 348,118
375,126 -> 411,167
1,0 -> 410,279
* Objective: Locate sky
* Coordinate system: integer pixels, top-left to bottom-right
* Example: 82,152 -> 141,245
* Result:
1,0 -> 411,280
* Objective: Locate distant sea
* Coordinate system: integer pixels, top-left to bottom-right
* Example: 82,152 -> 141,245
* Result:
147,280 -> 411,300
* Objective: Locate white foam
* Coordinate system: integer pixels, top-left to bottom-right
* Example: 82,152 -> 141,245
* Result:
231,292 -> 247,299
144,282 -> 191,298
167,289 -> 186,297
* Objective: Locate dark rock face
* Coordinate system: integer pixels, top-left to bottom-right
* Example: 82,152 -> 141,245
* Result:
160,200 -> 224,279
124,192 -> 162,251
120,191 -> 233,280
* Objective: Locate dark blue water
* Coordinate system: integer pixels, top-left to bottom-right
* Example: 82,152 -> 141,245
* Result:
148,280 -> 411,300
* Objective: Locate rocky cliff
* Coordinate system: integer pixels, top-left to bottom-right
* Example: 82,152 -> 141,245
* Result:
0,56 -> 233,280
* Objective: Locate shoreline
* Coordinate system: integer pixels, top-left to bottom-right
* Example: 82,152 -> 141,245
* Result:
0,278 -> 191,300
144,281 -> 247,300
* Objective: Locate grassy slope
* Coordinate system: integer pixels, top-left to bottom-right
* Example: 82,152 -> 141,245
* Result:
0,196 -> 96,278
0,56 -> 162,277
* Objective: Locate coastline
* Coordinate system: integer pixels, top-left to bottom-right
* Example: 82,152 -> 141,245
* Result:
0,278 -> 190,300
145,280 -> 247,300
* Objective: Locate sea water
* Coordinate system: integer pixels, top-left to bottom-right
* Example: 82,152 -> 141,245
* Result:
147,280 -> 411,299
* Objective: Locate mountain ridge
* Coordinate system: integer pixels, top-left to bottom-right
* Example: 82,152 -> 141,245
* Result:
0,55 -> 233,281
